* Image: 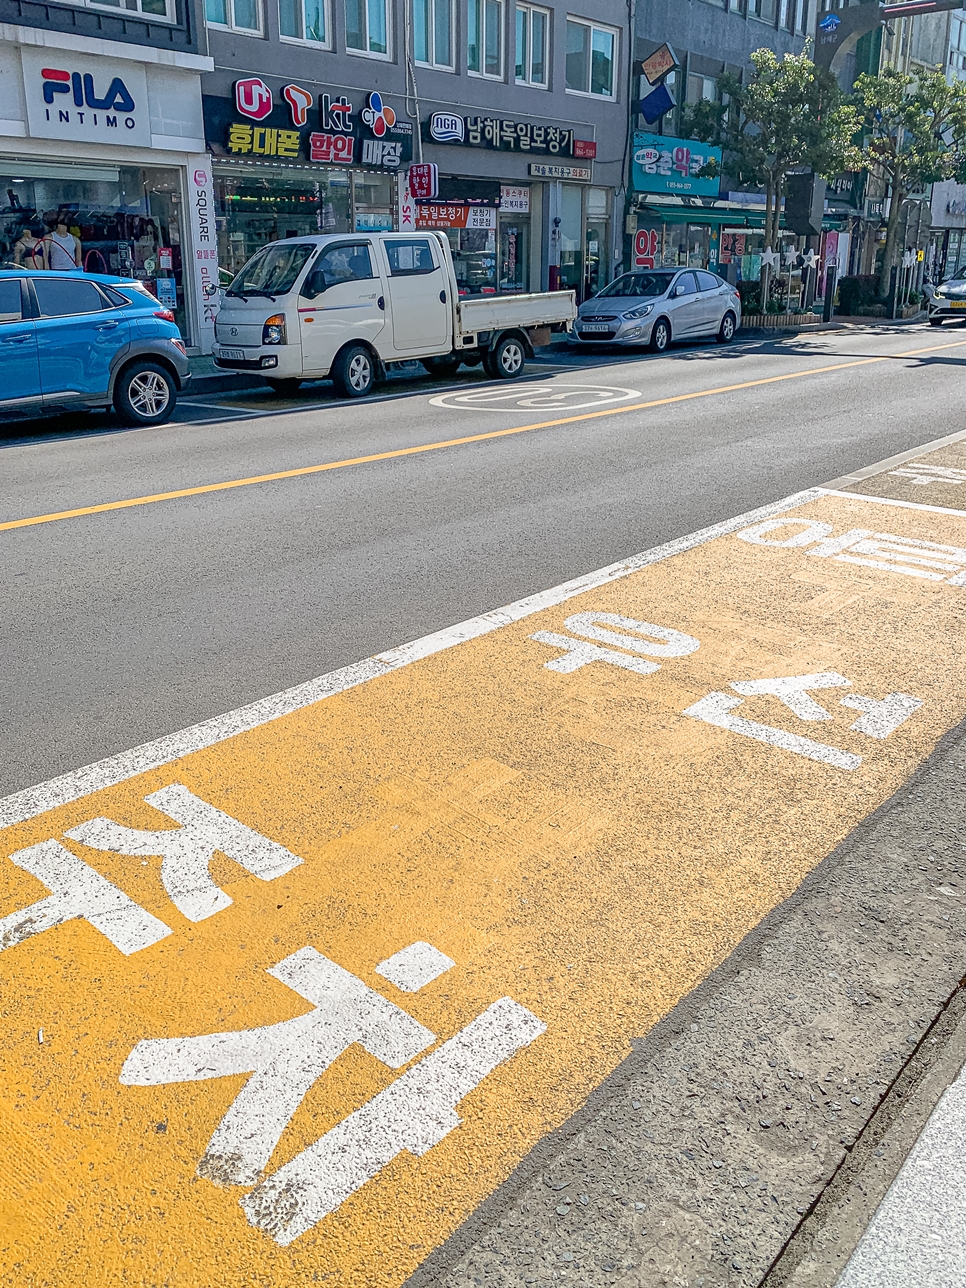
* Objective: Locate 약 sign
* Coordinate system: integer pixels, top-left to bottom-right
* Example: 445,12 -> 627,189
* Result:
631,131 -> 721,197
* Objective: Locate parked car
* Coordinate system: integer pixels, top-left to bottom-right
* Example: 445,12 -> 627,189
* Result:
0,269 -> 189,425
573,268 -> 741,351
213,232 -> 577,398
928,273 -> 966,326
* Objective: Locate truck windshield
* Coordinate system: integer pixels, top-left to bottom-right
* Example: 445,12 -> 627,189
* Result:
596,272 -> 676,298
227,243 -> 315,297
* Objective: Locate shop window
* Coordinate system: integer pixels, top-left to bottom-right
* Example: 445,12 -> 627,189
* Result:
499,218 -> 528,292
565,18 -> 617,99
212,165 -> 351,284
206,0 -> 263,33
0,162 -> 188,340
515,4 -> 549,87
280,0 -> 329,44
76,0 -> 176,23
346,0 -> 390,56
468,0 -> 504,79
415,0 -> 454,68
352,172 -> 394,231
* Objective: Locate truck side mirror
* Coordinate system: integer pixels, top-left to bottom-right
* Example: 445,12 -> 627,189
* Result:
302,269 -> 328,300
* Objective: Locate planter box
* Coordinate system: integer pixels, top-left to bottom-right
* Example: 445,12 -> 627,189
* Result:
741,313 -> 816,329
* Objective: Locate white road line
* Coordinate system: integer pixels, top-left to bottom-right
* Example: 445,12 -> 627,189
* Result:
821,490 -> 966,519
0,488 -> 826,831
824,426 -> 966,490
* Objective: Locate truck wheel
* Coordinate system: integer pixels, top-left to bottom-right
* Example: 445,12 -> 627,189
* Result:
485,335 -> 526,380
422,355 -> 462,378
332,345 -> 375,398
266,378 -> 303,397
113,361 -> 176,426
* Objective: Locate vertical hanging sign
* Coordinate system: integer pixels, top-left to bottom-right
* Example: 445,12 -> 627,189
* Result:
186,153 -> 218,354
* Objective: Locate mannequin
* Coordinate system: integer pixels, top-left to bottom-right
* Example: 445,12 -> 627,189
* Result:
13,225 -> 46,269
44,220 -> 82,271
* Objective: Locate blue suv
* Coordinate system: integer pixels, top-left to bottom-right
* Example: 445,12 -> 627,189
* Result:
0,269 -> 190,426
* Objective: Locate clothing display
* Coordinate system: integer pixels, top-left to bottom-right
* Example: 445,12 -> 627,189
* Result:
45,226 -> 81,270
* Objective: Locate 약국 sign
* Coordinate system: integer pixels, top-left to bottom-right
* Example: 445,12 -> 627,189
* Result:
631,131 -> 721,197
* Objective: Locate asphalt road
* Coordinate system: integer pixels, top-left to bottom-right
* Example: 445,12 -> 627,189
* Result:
4,321 -> 965,797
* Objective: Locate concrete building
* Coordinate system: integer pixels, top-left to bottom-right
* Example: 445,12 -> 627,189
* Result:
627,1 -> 817,282
200,0 -> 630,309
0,0 -> 215,346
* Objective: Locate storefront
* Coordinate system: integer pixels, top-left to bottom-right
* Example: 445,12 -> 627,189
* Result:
203,78 -> 412,287
0,31 -> 213,348
412,110 -> 615,300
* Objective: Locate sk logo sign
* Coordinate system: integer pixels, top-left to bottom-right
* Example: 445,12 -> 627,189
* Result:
282,83 -> 313,128
235,77 -> 274,122
362,91 -> 395,137
42,68 -> 135,112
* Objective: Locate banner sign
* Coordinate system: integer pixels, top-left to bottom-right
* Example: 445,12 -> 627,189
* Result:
204,82 -> 413,171
425,111 -> 594,158
631,131 -> 721,197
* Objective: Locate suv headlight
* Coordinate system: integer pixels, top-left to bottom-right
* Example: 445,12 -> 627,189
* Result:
623,303 -> 654,320
262,314 -> 287,345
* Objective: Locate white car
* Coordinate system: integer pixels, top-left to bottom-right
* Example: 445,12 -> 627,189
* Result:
574,268 -> 741,352
928,273 -> 966,326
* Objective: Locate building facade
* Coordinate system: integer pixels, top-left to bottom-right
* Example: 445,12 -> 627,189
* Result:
0,0 -> 216,346
0,0 -> 628,352
201,0 -> 628,309
627,1 -> 816,280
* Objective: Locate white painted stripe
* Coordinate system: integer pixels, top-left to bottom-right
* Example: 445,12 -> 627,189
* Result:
823,425 -> 966,490
820,490 -> 966,520
0,489 -> 826,832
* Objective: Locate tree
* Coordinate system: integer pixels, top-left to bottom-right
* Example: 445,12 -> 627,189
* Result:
853,67 -> 966,298
684,48 -> 861,297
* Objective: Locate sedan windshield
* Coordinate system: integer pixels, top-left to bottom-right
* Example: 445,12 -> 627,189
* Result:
596,272 -> 676,299
227,242 -> 315,297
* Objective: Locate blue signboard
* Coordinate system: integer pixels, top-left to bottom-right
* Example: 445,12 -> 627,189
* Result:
631,131 -> 722,197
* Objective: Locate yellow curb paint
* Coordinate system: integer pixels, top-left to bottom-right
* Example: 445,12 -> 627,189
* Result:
3,491 -> 966,1286
4,338 -> 966,535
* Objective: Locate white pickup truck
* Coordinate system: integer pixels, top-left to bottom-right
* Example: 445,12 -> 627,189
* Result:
212,231 -> 577,398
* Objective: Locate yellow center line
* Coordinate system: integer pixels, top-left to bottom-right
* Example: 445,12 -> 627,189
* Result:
4,338 -> 966,534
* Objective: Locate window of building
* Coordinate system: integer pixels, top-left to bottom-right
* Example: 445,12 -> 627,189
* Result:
468,0 -> 504,77
345,0 -> 390,56
750,0 -> 777,22
206,0 -> 263,33
414,0 -> 454,68
687,73 -> 717,103
565,17 -> 617,98
515,4 -> 549,86
80,0 -> 176,22
280,0 -> 329,44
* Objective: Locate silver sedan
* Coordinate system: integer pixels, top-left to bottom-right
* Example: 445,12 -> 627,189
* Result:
574,268 -> 742,352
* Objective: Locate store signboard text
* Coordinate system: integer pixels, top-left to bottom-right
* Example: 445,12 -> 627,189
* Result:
631,131 -> 721,197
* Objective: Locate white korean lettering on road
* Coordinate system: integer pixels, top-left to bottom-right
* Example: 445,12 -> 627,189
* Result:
241,996 -> 546,1245
685,673 -> 922,769
738,519 -> 966,585
68,783 -> 302,922
531,612 -> 700,675
0,839 -> 172,955
121,946 -> 436,1186
887,463 -> 966,487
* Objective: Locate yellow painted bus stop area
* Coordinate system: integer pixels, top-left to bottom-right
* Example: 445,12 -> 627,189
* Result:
3,487 -> 966,1287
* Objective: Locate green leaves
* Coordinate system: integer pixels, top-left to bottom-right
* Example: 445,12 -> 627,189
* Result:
853,67 -> 966,194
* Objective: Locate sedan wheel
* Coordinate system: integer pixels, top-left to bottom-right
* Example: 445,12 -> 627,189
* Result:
648,319 -> 671,353
717,312 -> 737,344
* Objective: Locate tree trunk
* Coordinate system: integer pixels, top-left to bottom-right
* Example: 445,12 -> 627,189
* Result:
878,180 -> 904,300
